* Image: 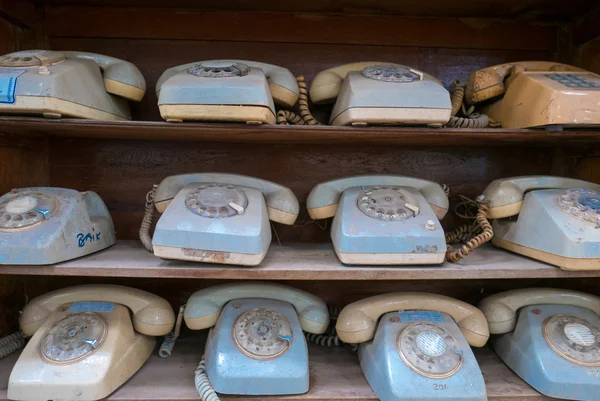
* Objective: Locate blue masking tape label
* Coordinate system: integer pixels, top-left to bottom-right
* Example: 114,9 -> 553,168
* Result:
0,69 -> 26,104
69,302 -> 115,313
399,311 -> 443,323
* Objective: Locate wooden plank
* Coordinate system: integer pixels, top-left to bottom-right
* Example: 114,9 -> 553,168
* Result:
1,117 -> 597,146
0,335 -> 547,401
44,7 -> 557,52
0,0 -> 39,28
1,241 -> 600,280
40,0 -> 596,22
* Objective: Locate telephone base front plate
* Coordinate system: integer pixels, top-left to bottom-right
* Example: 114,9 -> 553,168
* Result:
493,237 -> 600,271
153,244 -> 266,266
330,107 -> 451,126
159,104 -> 276,124
0,95 -> 128,121
335,248 -> 445,265
8,304 -> 155,401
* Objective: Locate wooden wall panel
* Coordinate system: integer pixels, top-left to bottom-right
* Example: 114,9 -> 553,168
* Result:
50,38 -> 554,122
48,137 -> 557,242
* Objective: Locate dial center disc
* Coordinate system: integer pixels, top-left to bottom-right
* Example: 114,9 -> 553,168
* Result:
186,183 -> 248,218
233,308 -> 292,360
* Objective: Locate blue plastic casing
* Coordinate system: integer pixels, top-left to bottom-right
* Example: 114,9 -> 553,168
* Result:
492,304 -> 600,401
204,298 -> 309,395
359,311 -> 487,401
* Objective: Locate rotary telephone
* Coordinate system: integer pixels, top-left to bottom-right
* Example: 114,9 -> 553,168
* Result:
480,288 -> 600,401
184,282 -> 329,395
140,173 -> 299,266
8,285 -> 175,401
306,175 -> 449,265
476,176 -> 600,270
309,61 -> 451,126
336,293 -> 489,401
0,187 -> 116,265
464,61 -> 600,129
0,50 -> 146,120
156,60 -> 299,124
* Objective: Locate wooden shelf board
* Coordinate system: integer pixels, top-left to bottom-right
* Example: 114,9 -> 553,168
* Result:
1,117 -> 599,146
0,336 -> 548,401
1,241 -> 600,280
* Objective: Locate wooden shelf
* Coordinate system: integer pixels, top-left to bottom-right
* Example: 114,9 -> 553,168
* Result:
1,240 -> 600,280
0,336 -> 548,401
1,117 -> 599,147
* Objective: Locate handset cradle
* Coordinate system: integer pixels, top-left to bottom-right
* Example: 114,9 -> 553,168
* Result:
479,288 -> 600,400
336,293 -> 489,401
140,173 -> 299,266
307,175 -> 449,265
184,282 -> 329,395
8,285 -> 175,401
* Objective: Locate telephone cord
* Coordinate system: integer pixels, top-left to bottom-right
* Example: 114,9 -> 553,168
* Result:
305,306 -> 358,351
446,203 -> 494,262
277,76 -> 320,125
139,185 -> 157,253
159,305 -> 185,358
444,82 -> 489,128
0,331 -> 25,360
195,357 -> 221,401
449,81 -> 463,117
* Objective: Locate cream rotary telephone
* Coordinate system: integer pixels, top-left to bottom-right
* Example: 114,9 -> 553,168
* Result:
0,187 -> 116,265
465,61 -> 600,129
184,282 -> 329,396
309,61 -> 452,126
8,285 -> 175,401
451,176 -> 600,270
156,59 -> 299,124
480,288 -> 600,400
0,50 -> 146,120
307,175 -> 449,265
336,293 -> 489,401
140,173 -> 299,266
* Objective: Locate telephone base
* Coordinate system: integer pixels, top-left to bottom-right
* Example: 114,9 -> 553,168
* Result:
492,304 -> 600,401
153,244 -> 266,266
493,237 -> 600,271
359,311 -> 486,401
335,248 -> 445,265
158,104 -> 276,124
204,298 -> 309,395
0,95 -> 128,121
331,107 -> 452,126
8,304 -> 155,401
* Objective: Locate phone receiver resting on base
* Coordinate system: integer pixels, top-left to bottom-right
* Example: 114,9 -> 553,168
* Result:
184,282 -> 329,395
8,285 -> 175,401
336,293 -> 489,401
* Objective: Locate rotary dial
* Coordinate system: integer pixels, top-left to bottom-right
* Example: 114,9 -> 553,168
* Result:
543,314 -> 600,366
185,183 -> 248,218
357,186 -> 420,221
233,308 -> 292,360
188,61 -> 250,78
0,191 -> 57,230
362,65 -> 421,83
559,189 -> 600,225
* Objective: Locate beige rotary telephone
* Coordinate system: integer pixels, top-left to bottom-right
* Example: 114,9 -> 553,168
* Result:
465,61 -> 600,129
309,62 -> 452,126
336,293 -> 489,401
0,50 -> 146,120
140,173 -> 299,266
8,285 -> 175,401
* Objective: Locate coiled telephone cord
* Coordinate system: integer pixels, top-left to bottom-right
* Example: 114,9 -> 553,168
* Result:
159,305 -> 185,358
277,76 -> 320,125
0,331 -> 25,360
195,357 -> 221,401
445,203 -> 494,262
139,185 -> 157,253
444,81 -> 489,129
305,306 -> 358,351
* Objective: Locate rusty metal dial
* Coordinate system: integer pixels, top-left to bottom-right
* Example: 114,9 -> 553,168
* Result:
397,323 -> 463,378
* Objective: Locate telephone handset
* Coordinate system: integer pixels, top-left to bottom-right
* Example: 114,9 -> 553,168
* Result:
0,187 -> 116,265
156,59 -> 299,124
464,61 -> 600,128
306,175 -> 449,265
184,282 -> 329,395
0,50 -> 146,120
140,173 -> 299,266
8,285 -> 175,401
336,293 -> 489,401
309,61 -> 451,126
479,288 -> 600,400
478,175 -> 600,270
